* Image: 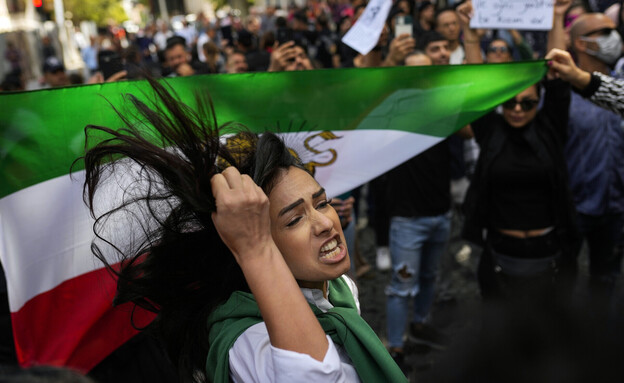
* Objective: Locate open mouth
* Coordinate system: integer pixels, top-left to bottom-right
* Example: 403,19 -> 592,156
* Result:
319,237 -> 346,263
320,238 -> 340,260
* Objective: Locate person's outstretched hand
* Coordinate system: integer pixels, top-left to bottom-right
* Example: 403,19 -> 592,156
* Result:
545,48 -> 591,88
87,70 -> 128,84
268,41 -> 297,72
456,0 -> 473,29
383,34 -> 416,66
554,0 -> 572,16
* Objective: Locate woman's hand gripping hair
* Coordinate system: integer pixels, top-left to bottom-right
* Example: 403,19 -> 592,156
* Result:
211,166 -> 275,264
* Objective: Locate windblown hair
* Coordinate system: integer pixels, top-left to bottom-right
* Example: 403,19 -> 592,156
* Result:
78,78 -> 304,382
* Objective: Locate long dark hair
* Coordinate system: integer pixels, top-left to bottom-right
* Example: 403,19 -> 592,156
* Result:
77,78 -> 304,382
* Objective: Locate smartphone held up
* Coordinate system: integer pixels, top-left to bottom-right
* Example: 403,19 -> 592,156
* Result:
394,15 -> 413,37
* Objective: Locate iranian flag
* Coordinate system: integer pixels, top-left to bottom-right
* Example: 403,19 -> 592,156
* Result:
0,62 -> 546,371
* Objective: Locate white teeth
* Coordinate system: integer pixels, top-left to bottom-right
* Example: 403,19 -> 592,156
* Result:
320,239 -> 340,260
321,238 -> 338,252
320,246 -> 341,260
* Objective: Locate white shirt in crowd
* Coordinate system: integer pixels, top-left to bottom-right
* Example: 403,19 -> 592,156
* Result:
154,30 -> 174,51
450,45 -> 465,65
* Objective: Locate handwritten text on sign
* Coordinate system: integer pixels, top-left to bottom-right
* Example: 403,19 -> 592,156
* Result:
471,0 -> 554,31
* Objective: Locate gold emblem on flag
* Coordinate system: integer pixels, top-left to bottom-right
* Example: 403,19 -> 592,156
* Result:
219,131 -> 341,176
287,131 -> 341,176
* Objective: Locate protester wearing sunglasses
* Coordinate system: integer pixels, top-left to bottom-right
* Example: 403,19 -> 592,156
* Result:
501,92 -> 540,127
462,74 -> 579,302
453,0 -> 578,303
485,40 -> 513,63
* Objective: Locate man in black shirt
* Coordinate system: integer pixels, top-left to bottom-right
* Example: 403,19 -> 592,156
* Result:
385,35 -> 452,369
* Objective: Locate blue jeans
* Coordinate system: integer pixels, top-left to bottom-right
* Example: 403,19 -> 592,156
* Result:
386,214 -> 451,348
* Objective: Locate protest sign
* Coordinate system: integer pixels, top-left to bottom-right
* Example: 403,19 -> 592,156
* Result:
471,0 -> 554,30
342,0 -> 392,55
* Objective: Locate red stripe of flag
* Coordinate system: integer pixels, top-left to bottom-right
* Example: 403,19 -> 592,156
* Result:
11,264 -> 156,372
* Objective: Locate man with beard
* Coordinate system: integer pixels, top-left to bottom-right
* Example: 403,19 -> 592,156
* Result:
163,36 -> 208,77
420,31 -> 450,65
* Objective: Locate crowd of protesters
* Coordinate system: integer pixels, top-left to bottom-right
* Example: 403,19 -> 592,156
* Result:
0,0 -> 579,89
3,0 -> 624,381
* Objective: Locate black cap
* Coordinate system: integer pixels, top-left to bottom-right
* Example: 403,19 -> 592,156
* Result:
43,56 -> 65,73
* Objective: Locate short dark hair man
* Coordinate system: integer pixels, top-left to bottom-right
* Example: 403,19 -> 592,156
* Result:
418,31 -> 450,65
226,51 -> 249,74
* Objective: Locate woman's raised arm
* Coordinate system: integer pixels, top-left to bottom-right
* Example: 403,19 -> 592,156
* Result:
211,166 -> 329,361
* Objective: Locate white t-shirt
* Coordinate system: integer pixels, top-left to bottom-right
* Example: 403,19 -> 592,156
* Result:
450,45 -> 465,65
228,275 -> 363,383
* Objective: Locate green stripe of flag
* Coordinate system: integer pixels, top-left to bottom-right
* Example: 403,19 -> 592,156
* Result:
0,61 -> 546,199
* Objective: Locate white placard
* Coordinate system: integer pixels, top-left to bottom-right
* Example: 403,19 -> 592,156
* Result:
471,0 -> 554,31
341,0 -> 393,55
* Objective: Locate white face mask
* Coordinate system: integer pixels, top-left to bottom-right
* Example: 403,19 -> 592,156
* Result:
580,30 -> 623,65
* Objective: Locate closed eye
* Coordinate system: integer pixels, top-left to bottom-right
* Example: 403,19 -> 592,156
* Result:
317,198 -> 332,210
287,199 -> 331,227
286,216 -> 302,227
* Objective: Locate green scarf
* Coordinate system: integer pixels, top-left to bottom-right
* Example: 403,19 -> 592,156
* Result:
206,277 -> 408,383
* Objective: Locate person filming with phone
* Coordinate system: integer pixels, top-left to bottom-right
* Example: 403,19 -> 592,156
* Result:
268,40 -> 314,71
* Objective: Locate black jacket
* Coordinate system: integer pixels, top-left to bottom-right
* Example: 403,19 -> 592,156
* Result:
462,79 -> 578,258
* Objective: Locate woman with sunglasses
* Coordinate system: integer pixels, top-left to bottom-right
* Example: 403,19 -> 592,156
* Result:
462,75 -> 579,301
484,39 -> 514,63
484,33 -> 535,63
455,0 -> 578,302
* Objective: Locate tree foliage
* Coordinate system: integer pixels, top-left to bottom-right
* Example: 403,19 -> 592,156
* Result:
62,0 -> 128,26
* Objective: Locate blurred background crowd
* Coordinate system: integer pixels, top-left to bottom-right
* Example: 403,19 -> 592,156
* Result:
1,0 -> 618,89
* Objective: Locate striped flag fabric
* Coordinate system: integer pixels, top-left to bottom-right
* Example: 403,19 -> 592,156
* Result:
0,62 -> 547,371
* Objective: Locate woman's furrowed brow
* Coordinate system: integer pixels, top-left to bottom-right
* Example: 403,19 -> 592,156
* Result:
312,188 -> 325,199
279,199 -> 304,217
278,188 -> 325,217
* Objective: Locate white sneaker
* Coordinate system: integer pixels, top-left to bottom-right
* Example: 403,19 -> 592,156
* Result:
455,244 -> 472,266
376,246 -> 391,271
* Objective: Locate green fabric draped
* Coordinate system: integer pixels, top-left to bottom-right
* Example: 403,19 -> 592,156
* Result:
206,277 -> 407,383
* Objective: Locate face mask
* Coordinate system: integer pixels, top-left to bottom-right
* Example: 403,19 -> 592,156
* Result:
581,30 -> 623,65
